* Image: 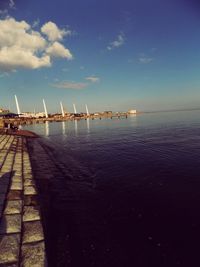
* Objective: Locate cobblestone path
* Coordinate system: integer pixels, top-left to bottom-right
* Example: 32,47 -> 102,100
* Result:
0,134 -> 47,266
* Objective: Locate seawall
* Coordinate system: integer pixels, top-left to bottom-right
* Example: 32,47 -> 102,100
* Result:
0,132 -> 47,266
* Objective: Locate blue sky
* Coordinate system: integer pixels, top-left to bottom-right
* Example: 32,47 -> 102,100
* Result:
0,0 -> 200,113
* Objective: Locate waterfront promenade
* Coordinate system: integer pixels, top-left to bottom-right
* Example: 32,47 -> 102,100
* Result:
0,133 -> 47,266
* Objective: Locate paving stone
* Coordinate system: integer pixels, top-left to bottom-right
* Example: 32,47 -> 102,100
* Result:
23,166 -> 31,170
14,160 -> 22,165
24,179 -> 35,186
15,171 -> 22,176
10,182 -> 23,191
23,220 -> 44,244
24,174 -> 33,179
14,161 -> 22,164
14,157 -> 22,160
13,167 -> 22,172
24,168 -> 32,171
0,214 -> 21,234
12,177 -> 22,184
23,166 -> 32,170
24,186 -> 37,195
7,190 -> 22,200
24,171 -> 32,175
4,200 -> 23,215
13,169 -> 22,174
23,206 -> 41,222
0,136 -> 47,265
24,195 -> 39,206
0,234 -> 20,264
21,241 -> 47,267
1,168 -> 12,173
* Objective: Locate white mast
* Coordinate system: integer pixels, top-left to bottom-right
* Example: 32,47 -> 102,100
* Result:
73,103 -> 77,114
60,101 -> 65,117
85,104 -> 89,116
43,99 -> 48,118
14,95 -> 21,116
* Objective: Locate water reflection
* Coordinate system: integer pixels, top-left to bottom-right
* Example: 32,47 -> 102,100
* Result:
129,114 -> 137,118
129,114 -> 137,126
45,121 -> 49,137
86,118 -> 90,133
24,111 -> 200,139
62,121 -> 66,136
74,120 -> 78,135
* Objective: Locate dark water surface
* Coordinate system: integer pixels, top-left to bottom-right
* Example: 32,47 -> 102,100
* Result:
25,111 -> 200,267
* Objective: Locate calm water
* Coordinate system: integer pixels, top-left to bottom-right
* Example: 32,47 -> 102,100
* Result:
25,110 -> 200,267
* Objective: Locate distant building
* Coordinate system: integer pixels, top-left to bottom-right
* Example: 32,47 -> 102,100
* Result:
20,112 -> 46,118
128,109 -> 137,114
0,108 -> 9,113
103,111 -> 113,115
35,112 -> 47,118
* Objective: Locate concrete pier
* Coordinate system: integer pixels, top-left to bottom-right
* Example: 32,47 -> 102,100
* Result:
0,133 -> 47,266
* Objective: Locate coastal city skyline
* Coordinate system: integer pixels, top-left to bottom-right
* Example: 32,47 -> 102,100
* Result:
1,0 -> 200,113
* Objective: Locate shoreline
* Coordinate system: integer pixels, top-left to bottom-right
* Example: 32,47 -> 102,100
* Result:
1,113 -> 134,127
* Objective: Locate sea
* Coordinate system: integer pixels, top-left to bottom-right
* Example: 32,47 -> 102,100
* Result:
24,110 -> 200,267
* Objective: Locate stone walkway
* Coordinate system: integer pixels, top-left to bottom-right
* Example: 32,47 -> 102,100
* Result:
0,134 -> 47,266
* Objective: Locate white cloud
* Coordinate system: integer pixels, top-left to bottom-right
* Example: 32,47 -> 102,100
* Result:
85,76 -> 100,83
0,17 -> 73,71
41,21 -> 71,42
0,19 -> 47,51
46,41 -> 73,59
139,57 -> 153,64
0,46 -> 51,70
107,33 -> 125,50
52,81 -> 88,90
52,76 -> 100,90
